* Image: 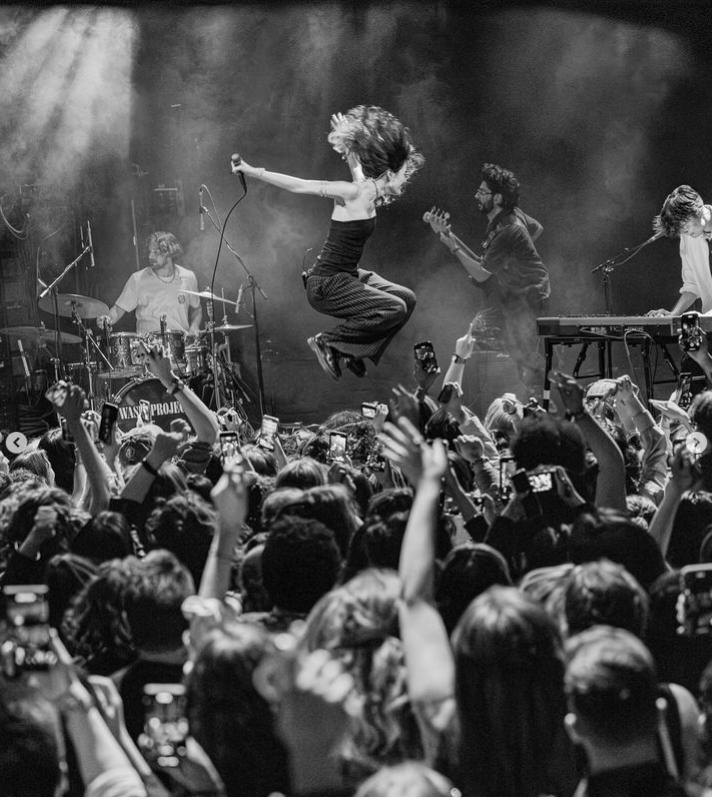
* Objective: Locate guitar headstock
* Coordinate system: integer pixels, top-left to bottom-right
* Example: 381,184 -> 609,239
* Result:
423,206 -> 452,236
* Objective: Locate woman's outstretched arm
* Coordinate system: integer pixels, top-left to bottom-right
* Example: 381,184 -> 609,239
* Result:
231,157 -> 357,203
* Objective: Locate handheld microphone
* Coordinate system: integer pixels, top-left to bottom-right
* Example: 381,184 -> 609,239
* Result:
199,186 -> 205,231
644,231 -> 664,245
231,153 -> 247,193
87,220 -> 96,268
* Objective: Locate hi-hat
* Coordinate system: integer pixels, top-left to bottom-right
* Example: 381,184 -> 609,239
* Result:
38,293 -> 109,319
0,325 -> 82,346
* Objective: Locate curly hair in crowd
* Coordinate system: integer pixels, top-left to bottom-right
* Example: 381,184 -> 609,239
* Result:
327,105 -> 424,204
481,162 -> 521,211
274,456 -> 328,490
302,569 -> 423,783
653,184 -> 704,238
61,556 -> 140,675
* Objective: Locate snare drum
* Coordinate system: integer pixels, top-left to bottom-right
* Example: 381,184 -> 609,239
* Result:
114,377 -> 186,433
185,345 -> 210,375
99,333 -> 141,379
146,330 -> 186,373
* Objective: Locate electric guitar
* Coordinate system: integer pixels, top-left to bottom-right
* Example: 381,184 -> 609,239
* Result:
423,207 -> 484,263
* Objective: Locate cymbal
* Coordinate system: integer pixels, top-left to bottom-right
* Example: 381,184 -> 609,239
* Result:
0,325 -> 82,345
38,293 -> 109,319
213,323 -> 253,332
183,289 -> 232,303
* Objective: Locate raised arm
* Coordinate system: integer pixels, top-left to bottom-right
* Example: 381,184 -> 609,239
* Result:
143,345 -> 219,446
551,370 -> 627,511
231,157 -> 357,204
379,419 -> 455,708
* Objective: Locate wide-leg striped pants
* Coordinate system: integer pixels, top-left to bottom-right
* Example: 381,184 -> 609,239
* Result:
305,268 -> 416,364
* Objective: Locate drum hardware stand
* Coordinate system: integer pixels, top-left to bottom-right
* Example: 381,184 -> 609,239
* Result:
201,204 -> 267,416
37,236 -> 93,384
70,310 -> 112,408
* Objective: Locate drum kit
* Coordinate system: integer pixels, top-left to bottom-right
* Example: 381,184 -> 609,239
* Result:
2,288 -> 253,432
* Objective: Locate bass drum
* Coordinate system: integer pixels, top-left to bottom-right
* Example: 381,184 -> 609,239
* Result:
113,377 -> 186,433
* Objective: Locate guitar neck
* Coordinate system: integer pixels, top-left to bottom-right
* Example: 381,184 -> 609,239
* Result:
450,232 -> 481,262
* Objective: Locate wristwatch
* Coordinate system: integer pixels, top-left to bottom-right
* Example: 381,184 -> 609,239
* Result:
166,377 -> 185,395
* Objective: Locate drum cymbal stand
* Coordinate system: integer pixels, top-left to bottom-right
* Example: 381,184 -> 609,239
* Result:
38,238 -> 92,384
70,308 -> 112,408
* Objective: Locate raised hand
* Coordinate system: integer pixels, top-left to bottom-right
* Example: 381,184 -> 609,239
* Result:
550,369 -> 586,416
378,417 -> 426,486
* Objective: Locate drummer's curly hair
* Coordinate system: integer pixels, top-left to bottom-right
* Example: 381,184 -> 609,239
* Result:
147,231 -> 183,260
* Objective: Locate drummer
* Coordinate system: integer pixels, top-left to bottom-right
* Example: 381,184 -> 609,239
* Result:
96,231 -> 202,335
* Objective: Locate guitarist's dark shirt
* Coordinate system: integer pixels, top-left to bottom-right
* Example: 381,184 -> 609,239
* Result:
481,207 -> 550,308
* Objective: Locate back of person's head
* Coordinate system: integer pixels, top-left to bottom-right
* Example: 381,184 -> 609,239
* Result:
343,512 -> 408,582
301,483 -> 362,557
653,184 -> 704,238
123,549 -> 195,654
645,569 -> 712,694
303,568 -> 421,781
304,567 -> 401,651
38,428 -> 76,494
186,625 -> 290,796
45,552 -> 98,630
366,486 -> 413,520
261,486 -> 305,529
242,444 -> 278,477
71,511 -> 134,564
145,491 -> 216,589
261,515 -> 340,615
355,761 -> 456,797
519,562 -> 575,634
0,692 -> 62,796
451,585 -> 565,796
667,491 -> 712,567
9,447 -> 54,485
569,507 -> 666,589
184,473 -> 214,504
423,408 -> 462,446
274,456 -> 328,490
238,543 -> 271,613
690,390 -> 712,443
60,555 -> 140,675
626,493 -> 658,530
3,485 -> 73,557
564,625 -> 659,747
563,559 -> 649,639
511,415 -> 586,479
435,543 -> 512,634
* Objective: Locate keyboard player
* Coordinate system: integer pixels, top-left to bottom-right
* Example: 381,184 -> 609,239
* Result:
647,185 -> 712,317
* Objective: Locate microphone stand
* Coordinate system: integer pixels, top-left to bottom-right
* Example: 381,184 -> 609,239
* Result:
201,206 -> 268,416
590,235 -> 660,316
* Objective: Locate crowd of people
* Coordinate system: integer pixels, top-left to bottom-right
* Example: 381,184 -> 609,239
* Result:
3,316 -> 712,797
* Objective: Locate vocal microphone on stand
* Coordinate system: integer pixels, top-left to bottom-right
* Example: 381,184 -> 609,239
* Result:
230,153 -> 247,193
87,220 -> 96,268
235,285 -> 244,313
199,186 -> 205,231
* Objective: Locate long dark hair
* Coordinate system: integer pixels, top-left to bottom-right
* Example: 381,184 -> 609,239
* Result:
451,586 -> 569,796
186,625 -> 291,796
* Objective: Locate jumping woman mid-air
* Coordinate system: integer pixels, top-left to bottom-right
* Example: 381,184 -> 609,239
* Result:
231,105 -> 424,381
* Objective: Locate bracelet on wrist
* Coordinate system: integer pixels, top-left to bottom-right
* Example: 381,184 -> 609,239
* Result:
451,246 -> 462,255
452,353 -> 469,364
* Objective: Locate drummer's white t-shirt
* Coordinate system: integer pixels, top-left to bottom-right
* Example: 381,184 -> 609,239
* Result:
115,264 -> 200,333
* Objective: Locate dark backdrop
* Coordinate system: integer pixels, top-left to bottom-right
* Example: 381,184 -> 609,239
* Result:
1,1 -> 711,422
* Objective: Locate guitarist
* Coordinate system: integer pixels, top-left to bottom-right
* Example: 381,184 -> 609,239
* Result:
432,162 -> 550,395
